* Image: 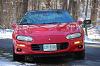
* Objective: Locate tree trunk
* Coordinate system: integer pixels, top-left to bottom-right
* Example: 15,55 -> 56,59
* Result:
1,0 -> 10,28
23,0 -> 28,15
16,0 -> 28,23
62,0 -> 69,10
91,0 -> 99,25
98,0 -> 100,18
46,0 -> 51,9
81,0 -> 85,12
0,0 -> 3,26
68,0 -> 80,19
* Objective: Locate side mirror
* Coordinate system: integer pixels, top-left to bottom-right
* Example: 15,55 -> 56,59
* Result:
83,20 -> 91,25
12,23 -> 17,29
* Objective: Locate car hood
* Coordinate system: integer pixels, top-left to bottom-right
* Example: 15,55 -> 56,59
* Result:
15,22 -> 81,36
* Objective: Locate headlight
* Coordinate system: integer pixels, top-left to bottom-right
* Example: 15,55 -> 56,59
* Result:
66,33 -> 81,39
16,35 -> 32,42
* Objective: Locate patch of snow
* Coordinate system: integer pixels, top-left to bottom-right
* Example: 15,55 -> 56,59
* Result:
0,59 -> 36,66
23,63 -> 36,66
85,35 -> 100,44
0,29 -> 13,39
87,26 -> 100,39
86,44 -> 100,48
96,18 -> 100,23
0,59 -> 18,66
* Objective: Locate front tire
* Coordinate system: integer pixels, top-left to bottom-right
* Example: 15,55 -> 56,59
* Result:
13,46 -> 25,61
73,51 -> 85,60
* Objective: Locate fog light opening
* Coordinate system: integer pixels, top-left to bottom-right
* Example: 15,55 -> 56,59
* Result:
78,45 -> 83,49
16,48 -> 22,52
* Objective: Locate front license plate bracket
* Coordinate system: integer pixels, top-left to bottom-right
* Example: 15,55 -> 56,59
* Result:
43,44 -> 57,51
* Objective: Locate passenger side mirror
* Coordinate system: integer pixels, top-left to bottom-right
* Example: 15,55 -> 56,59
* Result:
83,20 -> 91,25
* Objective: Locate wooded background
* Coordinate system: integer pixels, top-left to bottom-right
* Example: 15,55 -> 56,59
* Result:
0,0 -> 100,28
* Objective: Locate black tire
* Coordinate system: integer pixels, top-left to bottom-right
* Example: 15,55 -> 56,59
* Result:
13,46 -> 25,61
73,51 -> 85,60
24,55 -> 35,62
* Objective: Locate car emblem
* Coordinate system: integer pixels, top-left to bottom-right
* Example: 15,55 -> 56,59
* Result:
49,38 -> 51,41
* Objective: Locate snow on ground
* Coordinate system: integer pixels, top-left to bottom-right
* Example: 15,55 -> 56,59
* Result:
85,25 -> 100,44
85,35 -> 100,44
0,29 -> 13,39
0,56 -> 36,66
87,26 -> 100,40
0,60 -> 36,66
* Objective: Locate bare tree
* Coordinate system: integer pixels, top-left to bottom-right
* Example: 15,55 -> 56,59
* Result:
98,0 -> 100,18
91,0 -> 99,24
45,0 -> 51,9
62,0 -> 69,10
68,0 -> 81,19
0,0 -> 3,26
81,0 -> 86,12
1,0 -> 11,28
0,0 -> 28,28
16,0 -> 28,22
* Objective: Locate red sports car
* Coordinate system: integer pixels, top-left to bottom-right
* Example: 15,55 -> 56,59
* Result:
12,10 -> 85,61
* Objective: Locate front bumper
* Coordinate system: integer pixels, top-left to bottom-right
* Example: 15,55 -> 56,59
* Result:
13,37 -> 84,55
23,51 -> 81,58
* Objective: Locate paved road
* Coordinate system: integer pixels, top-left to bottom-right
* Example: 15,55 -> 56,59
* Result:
0,39 -> 100,66
0,39 -> 13,53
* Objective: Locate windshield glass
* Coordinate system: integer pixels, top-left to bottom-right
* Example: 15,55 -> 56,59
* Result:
20,10 -> 76,25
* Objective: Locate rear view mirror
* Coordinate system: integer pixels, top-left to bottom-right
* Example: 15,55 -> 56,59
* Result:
84,20 -> 91,25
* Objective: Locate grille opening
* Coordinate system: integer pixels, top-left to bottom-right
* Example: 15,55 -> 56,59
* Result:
31,44 -> 42,51
31,42 -> 69,51
77,45 -> 83,49
16,48 -> 22,52
58,42 -> 68,50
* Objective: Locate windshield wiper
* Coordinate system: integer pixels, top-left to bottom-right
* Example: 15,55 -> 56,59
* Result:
43,22 -> 60,24
19,22 -> 33,25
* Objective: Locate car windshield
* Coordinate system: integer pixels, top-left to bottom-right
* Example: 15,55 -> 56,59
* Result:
19,10 -> 76,25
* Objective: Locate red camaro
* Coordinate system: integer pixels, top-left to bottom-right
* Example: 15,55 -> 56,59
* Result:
12,10 -> 85,61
